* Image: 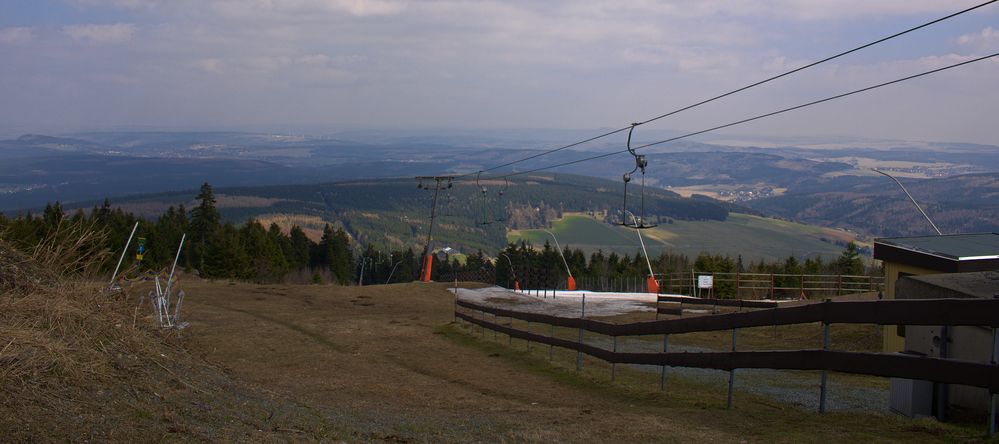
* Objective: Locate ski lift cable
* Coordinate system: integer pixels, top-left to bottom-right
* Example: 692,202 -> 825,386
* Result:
482,52 -> 999,181
450,0 -> 996,180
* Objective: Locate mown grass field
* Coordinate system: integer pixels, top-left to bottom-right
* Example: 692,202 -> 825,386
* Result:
509,212 -> 860,261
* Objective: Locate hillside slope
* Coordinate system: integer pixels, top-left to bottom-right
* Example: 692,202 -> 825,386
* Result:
64,173 -> 736,255
746,173 -> 999,237
0,243 -> 341,441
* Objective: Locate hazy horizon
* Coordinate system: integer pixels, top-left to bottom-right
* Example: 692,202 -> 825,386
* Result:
1,1 -> 997,146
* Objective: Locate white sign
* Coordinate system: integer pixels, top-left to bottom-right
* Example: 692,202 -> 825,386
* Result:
698,275 -> 714,289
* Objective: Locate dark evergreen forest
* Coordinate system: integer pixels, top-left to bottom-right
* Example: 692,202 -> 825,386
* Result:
1,182 -> 869,292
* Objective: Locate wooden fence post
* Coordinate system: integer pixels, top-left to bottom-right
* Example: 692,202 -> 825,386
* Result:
526,321 -> 531,350
820,298 -> 832,413
989,300 -> 998,436
728,328 -> 737,410
800,273 -> 805,299
770,273 -> 775,299
735,272 -> 741,299
611,336 -> 618,382
660,334 -> 669,391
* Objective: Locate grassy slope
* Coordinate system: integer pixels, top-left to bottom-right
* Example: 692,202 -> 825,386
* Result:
509,212 -> 858,261
183,279 -> 984,442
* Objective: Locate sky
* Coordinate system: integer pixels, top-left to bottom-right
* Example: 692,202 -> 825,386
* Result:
0,0 -> 997,145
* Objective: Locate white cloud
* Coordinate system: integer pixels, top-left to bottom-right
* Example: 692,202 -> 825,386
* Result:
63,23 -> 137,43
957,26 -> 999,51
0,0 -> 993,142
198,58 -> 224,73
0,27 -> 34,45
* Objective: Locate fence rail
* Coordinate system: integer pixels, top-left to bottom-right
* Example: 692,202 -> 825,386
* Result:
656,271 -> 884,299
455,311 -> 999,391
458,298 -> 999,336
455,298 -> 999,394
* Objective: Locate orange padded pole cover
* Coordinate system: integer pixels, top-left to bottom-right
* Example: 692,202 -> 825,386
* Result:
646,276 -> 660,294
567,276 -> 577,291
421,255 -> 433,282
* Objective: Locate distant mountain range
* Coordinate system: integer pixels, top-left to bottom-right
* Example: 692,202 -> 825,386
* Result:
1,130 -> 996,238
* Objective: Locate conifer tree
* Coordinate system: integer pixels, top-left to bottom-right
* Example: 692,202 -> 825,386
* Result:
287,225 -> 312,270
189,182 -> 220,273
836,242 -> 864,275
242,220 -> 289,282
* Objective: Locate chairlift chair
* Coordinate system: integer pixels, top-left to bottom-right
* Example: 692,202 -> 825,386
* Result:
493,178 -> 510,223
619,123 -> 657,229
475,172 -> 494,226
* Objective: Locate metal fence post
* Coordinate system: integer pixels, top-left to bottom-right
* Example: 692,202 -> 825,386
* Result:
493,313 -> 498,340
660,334 -> 669,391
577,294 -> 586,371
728,328 -> 737,410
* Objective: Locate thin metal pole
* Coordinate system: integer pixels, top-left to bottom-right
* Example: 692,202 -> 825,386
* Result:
109,221 -> 139,288
163,234 -> 186,326
577,294 -> 586,371
624,211 -> 655,278
728,328 -> 737,410
543,229 -> 573,279
420,178 -> 443,281
820,319 -> 831,413
872,169 -> 942,235
660,334 -> 669,391
493,314 -> 498,340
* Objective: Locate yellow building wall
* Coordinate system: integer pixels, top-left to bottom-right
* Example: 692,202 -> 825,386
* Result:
881,261 -> 942,352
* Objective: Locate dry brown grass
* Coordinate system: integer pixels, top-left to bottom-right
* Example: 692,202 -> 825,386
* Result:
0,241 -> 57,294
0,233 -> 343,441
22,218 -> 110,278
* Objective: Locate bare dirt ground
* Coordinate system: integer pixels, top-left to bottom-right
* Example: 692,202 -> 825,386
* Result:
173,280 -> 988,443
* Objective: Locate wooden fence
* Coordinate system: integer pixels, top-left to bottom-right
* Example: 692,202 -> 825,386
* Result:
455,297 -> 999,415
658,271 -> 884,299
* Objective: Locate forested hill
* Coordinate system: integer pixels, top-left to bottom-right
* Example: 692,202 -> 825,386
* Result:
63,173 -> 733,254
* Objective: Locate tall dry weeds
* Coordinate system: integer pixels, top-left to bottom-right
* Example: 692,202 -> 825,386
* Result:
26,217 -> 112,278
0,223 -> 164,425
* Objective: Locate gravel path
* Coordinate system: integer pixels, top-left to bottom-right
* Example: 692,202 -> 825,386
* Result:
456,286 -> 889,414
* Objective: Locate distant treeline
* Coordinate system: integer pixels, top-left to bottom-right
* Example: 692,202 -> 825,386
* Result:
0,183 -> 497,284
494,239 -> 871,297
129,173 -> 733,256
1,181 -> 869,289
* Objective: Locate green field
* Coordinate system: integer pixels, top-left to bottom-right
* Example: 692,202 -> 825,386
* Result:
508,213 -> 858,261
